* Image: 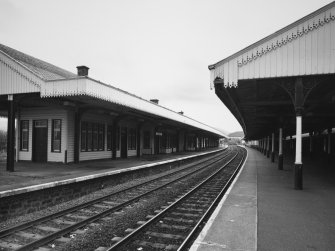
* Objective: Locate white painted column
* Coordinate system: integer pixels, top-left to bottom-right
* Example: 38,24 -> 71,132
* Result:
279,128 -> 283,155
278,128 -> 283,170
295,116 -> 302,164
294,115 -> 303,190
271,132 -> 275,162
328,129 -> 331,154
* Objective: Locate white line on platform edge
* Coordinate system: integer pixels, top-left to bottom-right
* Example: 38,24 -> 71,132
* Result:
189,146 -> 249,251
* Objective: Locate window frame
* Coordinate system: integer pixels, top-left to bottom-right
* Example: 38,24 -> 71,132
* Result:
107,125 -> 112,151
128,128 -> 136,150
51,119 -> 62,152
143,131 -> 150,149
20,120 -> 29,151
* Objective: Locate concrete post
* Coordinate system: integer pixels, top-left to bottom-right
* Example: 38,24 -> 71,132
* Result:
271,132 -> 275,162
278,128 -> 283,170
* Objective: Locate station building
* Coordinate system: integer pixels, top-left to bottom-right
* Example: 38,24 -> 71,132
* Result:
0,44 -> 225,170
209,1 -> 335,189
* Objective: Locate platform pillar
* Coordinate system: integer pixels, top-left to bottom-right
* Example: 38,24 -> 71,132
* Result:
266,136 -> 270,158
136,123 -> 142,157
263,138 -> 266,155
74,110 -> 81,164
278,128 -> 283,170
328,128 -> 332,163
309,131 -> 313,159
294,115 -> 303,190
112,121 -> 119,160
271,132 -> 275,162
6,94 -> 15,172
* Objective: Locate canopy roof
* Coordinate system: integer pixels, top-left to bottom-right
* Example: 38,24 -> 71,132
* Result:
0,43 -> 226,138
210,2 -> 335,139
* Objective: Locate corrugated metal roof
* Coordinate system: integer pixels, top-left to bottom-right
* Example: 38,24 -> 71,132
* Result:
1,43 -> 226,137
0,44 -> 78,81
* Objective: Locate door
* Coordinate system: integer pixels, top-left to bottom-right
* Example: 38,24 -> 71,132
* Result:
33,120 -> 48,162
154,135 -> 160,154
121,127 -> 127,158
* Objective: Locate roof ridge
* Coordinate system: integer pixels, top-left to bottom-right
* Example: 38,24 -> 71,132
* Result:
0,43 -> 78,80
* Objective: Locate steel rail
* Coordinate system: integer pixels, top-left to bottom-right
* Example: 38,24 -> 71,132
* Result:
177,147 -> 247,250
0,148 -> 228,239
11,149 -> 233,251
106,147 -> 243,251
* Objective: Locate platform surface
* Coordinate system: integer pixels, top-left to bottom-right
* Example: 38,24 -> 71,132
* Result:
0,149 -> 220,193
191,147 -> 335,251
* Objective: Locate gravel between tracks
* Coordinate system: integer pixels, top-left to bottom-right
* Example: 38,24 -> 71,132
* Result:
0,153 -> 220,231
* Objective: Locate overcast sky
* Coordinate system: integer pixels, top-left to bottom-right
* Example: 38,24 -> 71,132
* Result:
0,0 -> 333,134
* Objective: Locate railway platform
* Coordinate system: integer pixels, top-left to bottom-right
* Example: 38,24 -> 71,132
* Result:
0,148 -> 221,194
191,147 -> 335,251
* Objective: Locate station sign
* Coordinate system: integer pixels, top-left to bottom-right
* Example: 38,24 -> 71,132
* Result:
155,132 -> 163,136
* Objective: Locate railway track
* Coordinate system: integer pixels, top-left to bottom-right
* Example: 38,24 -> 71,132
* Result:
0,148 -> 235,251
105,146 -> 247,251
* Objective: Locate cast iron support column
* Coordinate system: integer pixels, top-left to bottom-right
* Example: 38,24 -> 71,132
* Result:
294,115 -> 303,189
112,120 -> 118,160
271,132 -> 275,162
184,131 -> 187,152
263,138 -> 267,156
6,94 -> 15,172
294,78 -> 303,190
328,128 -> 332,163
74,110 -> 81,164
278,128 -> 283,170
136,123 -> 142,158
176,131 -> 180,152
309,131 -> 313,160
266,136 -> 270,158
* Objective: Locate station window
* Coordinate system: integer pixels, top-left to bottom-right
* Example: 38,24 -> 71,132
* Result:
92,124 -> 98,151
81,122 -> 87,151
20,120 -> 29,151
162,133 -> 171,149
128,128 -> 136,150
107,125 -> 112,151
98,124 -> 105,151
87,123 -> 93,151
52,119 -> 61,152
143,131 -> 150,149
81,122 -> 105,152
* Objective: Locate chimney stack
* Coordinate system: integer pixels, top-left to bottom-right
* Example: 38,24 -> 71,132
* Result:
77,66 -> 89,77
150,99 -> 159,104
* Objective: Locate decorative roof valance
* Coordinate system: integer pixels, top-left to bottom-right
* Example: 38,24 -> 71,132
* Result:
210,2 -> 335,89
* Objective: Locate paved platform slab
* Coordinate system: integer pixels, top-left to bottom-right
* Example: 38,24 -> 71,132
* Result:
0,149 -> 221,195
191,147 -> 335,251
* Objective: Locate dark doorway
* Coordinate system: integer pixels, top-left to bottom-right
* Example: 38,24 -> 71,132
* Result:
154,135 -> 160,154
33,120 -> 48,162
121,127 -> 127,158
